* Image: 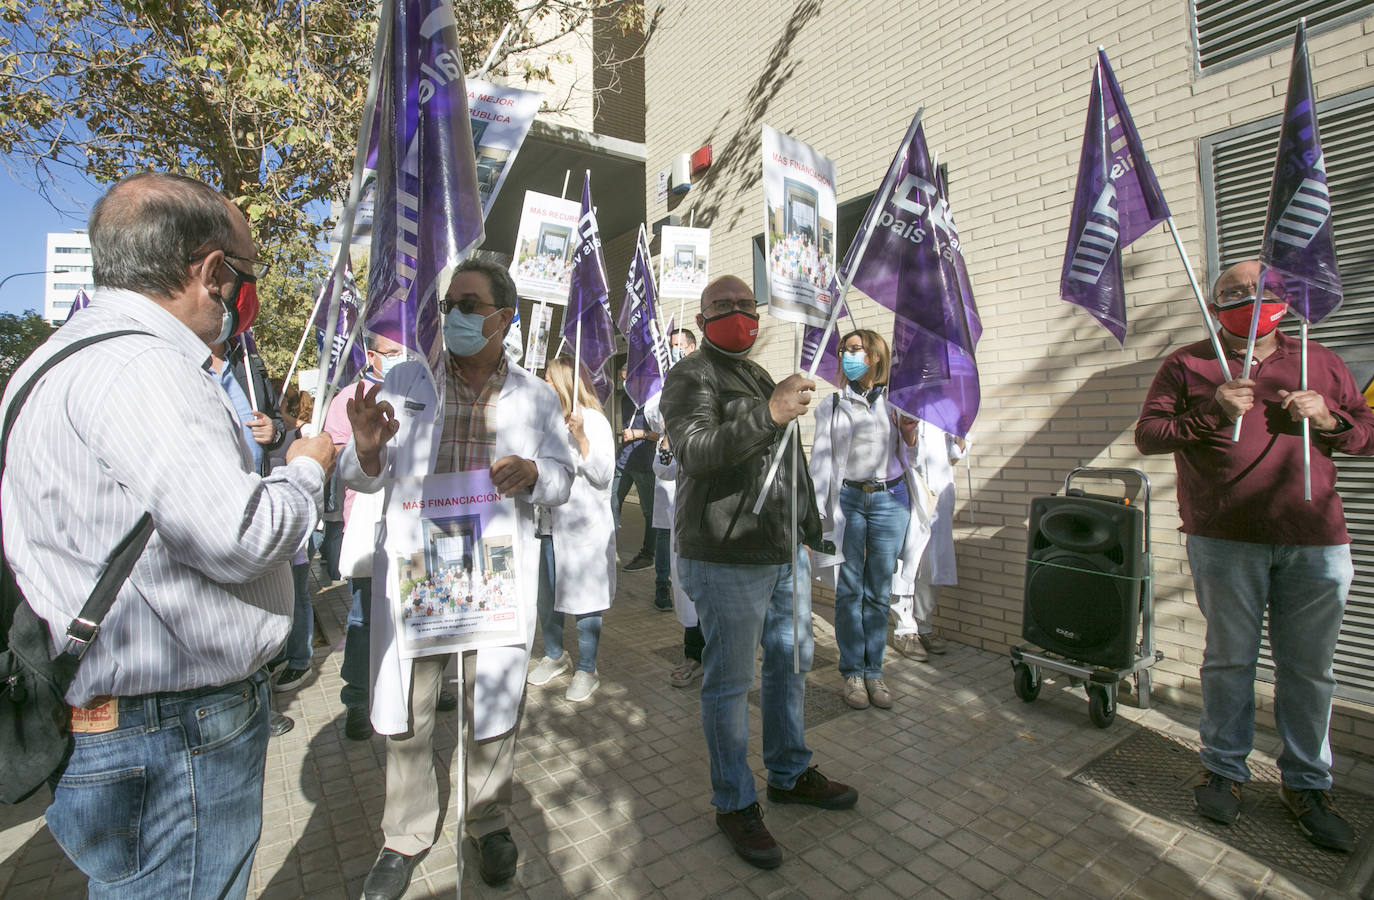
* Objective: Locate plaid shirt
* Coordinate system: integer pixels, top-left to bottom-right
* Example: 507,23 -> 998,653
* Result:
436,354 -> 508,474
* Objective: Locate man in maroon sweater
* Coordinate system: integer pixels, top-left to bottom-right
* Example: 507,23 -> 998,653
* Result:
1136,260 -> 1374,852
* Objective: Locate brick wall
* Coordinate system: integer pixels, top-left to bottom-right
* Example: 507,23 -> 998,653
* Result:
642,0 -> 1374,751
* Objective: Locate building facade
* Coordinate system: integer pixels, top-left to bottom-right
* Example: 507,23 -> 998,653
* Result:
44,231 -> 93,324
640,0 -> 1374,751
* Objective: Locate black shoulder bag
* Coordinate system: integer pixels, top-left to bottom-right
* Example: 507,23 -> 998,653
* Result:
1,331 -> 155,804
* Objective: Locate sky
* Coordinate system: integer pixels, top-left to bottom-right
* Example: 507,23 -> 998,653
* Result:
0,164 -> 103,317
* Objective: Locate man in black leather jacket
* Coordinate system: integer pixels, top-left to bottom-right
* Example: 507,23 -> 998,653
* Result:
660,275 -> 858,870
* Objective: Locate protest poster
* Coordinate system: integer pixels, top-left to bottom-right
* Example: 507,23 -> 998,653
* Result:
510,190 -> 582,304
466,79 -> 541,217
658,225 -> 710,301
384,471 -> 523,659
524,301 -> 555,371
761,124 -> 837,327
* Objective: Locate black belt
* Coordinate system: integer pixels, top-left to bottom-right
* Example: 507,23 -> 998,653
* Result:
842,477 -> 903,493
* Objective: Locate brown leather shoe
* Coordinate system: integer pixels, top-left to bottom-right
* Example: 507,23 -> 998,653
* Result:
716,802 -> 781,868
767,766 -> 858,810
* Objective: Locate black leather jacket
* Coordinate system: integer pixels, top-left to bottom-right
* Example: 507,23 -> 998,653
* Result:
660,344 -> 823,565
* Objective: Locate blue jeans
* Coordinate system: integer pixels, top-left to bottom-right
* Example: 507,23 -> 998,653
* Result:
613,467 -> 657,557
681,549 -> 813,812
1187,535 -> 1351,789
655,525 -> 671,588
536,536 -> 602,673
46,671 -> 271,898
275,561 -> 314,669
835,482 -> 910,679
317,519 -> 343,582
340,577 -> 371,710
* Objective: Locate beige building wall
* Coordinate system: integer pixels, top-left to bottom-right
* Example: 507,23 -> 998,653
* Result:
642,1 -> 1374,751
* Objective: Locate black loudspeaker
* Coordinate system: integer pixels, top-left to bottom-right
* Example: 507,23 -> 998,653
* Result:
1022,493 -> 1145,670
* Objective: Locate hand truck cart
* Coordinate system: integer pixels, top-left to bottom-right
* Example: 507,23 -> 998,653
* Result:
1010,467 -> 1164,728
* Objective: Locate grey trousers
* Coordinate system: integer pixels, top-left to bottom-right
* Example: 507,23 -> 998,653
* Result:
379,653 -> 525,854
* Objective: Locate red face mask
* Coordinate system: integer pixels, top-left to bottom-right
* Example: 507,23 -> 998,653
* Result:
215,262 -> 260,341
702,310 -> 759,354
1215,298 -> 1286,339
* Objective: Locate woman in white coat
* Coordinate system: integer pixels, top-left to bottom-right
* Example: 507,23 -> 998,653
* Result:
810,329 -> 926,712
527,356 -> 616,702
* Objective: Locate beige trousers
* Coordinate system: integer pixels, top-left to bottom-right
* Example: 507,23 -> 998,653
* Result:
379,653 -> 524,855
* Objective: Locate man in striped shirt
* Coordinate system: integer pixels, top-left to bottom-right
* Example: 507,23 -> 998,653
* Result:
1,172 -> 336,898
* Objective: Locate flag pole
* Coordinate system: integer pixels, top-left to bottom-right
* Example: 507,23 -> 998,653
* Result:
1231,263 -> 1267,441
753,110 -> 925,517
281,267 -> 333,399
311,0 -> 389,431
1301,318 -> 1312,501
791,320 -> 801,674
1163,217 -> 1231,381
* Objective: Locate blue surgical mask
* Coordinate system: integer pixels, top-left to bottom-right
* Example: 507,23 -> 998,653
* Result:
379,353 -> 405,376
443,307 -> 495,357
841,351 -> 869,381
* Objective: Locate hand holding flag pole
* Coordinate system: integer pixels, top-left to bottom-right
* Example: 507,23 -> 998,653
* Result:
751,110 -> 926,517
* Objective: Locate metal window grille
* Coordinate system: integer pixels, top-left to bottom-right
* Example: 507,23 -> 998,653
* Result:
1200,87 -> 1374,705
1192,0 -> 1374,73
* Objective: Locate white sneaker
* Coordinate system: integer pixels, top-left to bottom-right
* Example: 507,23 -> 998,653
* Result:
565,670 -> 599,702
527,655 -> 568,686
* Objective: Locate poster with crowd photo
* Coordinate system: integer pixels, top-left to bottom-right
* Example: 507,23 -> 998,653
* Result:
761,124 -> 837,327
509,191 -> 581,304
658,226 -> 710,301
466,79 -> 541,217
384,471 -> 523,659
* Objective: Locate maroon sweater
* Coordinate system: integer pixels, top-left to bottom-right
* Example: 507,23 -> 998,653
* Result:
1135,330 -> 1374,545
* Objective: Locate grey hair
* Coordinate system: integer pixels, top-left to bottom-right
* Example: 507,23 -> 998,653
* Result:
88,172 -> 238,300
453,257 -> 518,312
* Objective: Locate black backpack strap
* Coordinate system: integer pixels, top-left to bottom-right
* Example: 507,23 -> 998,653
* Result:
1,329 -> 155,654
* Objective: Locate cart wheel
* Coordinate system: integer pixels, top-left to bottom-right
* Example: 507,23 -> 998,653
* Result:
1013,664 -> 1040,702
1088,685 -> 1115,728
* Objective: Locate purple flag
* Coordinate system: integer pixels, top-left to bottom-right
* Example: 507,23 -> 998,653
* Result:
363,0 -> 484,389
562,172 -> 616,402
847,117 -> 981,438
313,263 -> 367,387
800,288 -> 846,388
1260,21 -> 1342,324
63,289 -> 91,323
1059,49 -> 1170,344
617,228 -> 667,408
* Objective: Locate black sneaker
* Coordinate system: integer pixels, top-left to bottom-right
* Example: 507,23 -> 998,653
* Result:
271,666 -> 309,693
624,553 -> 654,571
654,584 -> 673,610
435,688 -> 458,712
1281,786 -> 1356,852
470,828 -> 518,885
268,712 -> 295,737
716,802 -> 781,869
1193,770 -> 1242,824
766,766 -> 858,810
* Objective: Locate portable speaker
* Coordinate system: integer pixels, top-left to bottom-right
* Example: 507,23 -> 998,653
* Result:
1022,493 -> 1145,670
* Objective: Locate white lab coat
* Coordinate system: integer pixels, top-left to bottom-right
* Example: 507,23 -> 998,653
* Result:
915,419 -> 965,586
809,389 -> 932,595
549,407 -> 615,615
338,360 -> 574,739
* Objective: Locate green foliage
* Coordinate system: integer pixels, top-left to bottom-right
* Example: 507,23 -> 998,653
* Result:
0,311 -> 55,396
0,0 -> 645,375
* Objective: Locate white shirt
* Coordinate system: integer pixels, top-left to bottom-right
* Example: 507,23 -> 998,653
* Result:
1,289 -> 325,705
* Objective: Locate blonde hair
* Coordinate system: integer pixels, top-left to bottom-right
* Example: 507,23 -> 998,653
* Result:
545,356 -> 600,415
838,329 -> 891,386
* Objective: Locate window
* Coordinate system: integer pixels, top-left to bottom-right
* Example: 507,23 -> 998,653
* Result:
1192,0 -> 1374,73
1200,86 -> 1374,705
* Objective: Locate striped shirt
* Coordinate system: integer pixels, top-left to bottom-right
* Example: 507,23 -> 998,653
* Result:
436,354 -> 507,474
0,289 -> 325,706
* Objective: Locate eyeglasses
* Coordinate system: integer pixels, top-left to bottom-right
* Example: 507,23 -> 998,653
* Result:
187,250 -> 270,281
440,294 -> 498,316
1215,286 -> 1285,307
704,297 -> 756,316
